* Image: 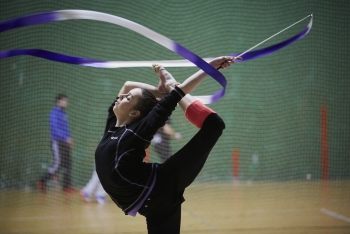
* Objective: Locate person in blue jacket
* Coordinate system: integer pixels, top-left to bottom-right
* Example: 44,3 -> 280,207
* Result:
95,56 -> 241,234
37,94 -> 74,193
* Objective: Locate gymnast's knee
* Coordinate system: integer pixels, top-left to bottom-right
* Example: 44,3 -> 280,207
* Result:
185,100 -> 225,130
203,113 -> 225,132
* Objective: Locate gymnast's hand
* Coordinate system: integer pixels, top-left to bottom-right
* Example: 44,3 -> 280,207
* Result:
209,56 -> 242,70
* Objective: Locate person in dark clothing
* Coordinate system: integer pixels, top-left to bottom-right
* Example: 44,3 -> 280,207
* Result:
95,56 -> 241,234
37,94 -> 75,193
152,118 -> 181,163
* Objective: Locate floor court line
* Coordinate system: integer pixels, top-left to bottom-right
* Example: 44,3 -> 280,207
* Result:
320,208 -> 350,223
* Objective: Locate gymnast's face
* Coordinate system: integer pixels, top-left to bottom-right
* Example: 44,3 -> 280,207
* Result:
113,88 -> 142,119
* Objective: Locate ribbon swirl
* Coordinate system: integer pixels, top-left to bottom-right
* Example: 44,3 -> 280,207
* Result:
0,10 -> 313,103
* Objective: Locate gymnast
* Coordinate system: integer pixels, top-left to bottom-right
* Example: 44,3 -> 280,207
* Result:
95,55 -> 241,234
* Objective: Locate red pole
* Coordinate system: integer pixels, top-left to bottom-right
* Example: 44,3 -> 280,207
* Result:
321,106 -> 328,180
232,149 -> 240,180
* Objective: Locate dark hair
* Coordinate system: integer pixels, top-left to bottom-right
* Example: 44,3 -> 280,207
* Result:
56,94 -> 68,102
133,89 -> 158,118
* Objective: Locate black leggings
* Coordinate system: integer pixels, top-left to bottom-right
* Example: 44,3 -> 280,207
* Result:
40,141 -> 72,188
139,113 -> 225,234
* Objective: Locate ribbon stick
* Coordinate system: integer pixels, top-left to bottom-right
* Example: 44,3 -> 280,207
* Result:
235,14 -> 312,58
232,14 -> 313,62
0,10 -> 313,103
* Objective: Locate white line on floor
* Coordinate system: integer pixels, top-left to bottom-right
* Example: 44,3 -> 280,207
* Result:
320,208 -> 350,223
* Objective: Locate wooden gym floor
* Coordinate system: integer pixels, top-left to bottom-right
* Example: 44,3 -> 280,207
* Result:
0,181 -> 349,234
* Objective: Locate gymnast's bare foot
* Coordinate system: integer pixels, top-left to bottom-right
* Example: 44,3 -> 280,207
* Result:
152,64 -> 179,93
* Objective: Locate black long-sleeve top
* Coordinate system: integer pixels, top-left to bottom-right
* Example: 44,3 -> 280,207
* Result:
95,87 -> 185,215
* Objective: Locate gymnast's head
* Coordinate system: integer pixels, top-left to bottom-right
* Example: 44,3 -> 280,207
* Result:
113,87 -> 158,124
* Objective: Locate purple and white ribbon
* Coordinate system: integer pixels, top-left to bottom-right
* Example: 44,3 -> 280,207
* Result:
0,10 -> 313,104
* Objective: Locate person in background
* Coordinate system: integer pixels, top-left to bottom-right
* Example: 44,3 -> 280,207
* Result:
80,168 -> 108,204
37,94 -> 75,193
152,118 -> 182,163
